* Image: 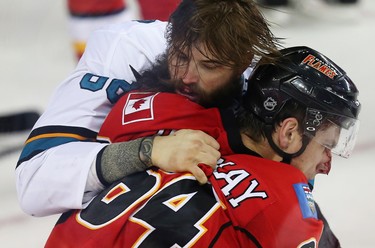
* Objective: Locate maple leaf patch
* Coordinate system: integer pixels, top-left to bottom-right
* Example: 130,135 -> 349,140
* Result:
132,99 -> 146,110
122,92 -> 157,125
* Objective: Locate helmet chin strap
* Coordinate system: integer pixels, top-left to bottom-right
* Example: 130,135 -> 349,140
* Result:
264,125 -> 310,164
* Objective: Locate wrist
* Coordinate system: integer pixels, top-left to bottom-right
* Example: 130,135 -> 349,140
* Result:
139,136 -> 155,167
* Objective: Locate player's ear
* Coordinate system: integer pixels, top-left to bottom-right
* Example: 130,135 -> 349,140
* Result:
277,117 -> 302,153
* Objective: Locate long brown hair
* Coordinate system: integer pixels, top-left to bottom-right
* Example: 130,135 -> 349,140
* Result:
167,0 -> 281,73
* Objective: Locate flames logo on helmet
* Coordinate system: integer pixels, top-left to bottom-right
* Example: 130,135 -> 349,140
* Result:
301,54 -> 338,79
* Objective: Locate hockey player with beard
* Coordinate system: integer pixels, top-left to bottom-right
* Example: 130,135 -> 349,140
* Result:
45,46 -> 360,247
17,0 -> 279,217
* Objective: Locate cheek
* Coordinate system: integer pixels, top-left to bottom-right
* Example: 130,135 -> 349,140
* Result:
168,59 -> 187,80
293,157 -> 307,171
292,147 -> 318,172
292,155 -> 316,179
302,147 -> 324,170
171,66 -> 186,80
201,72 -> 232,91
314,144 -> 327,160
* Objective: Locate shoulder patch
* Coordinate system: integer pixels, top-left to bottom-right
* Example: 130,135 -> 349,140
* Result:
122,92 -> 158,125
293,183 -> 318,219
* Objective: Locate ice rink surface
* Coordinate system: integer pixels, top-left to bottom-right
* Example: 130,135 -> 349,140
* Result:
0,0 -> 374,247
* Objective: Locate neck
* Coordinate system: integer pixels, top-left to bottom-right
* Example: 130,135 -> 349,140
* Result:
240,133 -> 283,162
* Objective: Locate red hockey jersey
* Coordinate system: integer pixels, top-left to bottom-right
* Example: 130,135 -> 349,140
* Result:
45,92 -> 323,247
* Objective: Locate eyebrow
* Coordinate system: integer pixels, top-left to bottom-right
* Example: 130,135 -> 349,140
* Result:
200,59 -> 226,66
201,59 -> 219,64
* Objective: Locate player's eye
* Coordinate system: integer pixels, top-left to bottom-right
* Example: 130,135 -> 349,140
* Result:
202,62 -> 220,70
323,140 -> 337,150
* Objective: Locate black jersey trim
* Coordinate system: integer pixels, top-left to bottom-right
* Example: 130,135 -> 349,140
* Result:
27,125 -> 98,140
55,210 -> 76,226
208,221 -> 233,248
95,147 -> 111,186
208,220 -> 263,248
16,125 -> 99,168
234,225 -> 263,248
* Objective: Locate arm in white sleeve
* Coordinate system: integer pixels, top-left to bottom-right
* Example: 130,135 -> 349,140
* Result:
16,142 -> 107,217
15,20 -> 167,217
16,136 -> 153,216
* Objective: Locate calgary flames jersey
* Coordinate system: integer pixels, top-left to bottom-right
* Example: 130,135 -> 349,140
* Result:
45,91 -> 323,247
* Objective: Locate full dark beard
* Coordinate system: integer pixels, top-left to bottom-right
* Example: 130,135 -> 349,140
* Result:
136,52 -> 243,108
201,77 -> 242,108
173,77 -> 242,108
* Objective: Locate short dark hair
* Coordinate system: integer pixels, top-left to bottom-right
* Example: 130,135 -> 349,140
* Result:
236,100 -> 306,143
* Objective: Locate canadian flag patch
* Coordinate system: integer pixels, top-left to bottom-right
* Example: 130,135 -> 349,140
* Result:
122,92 -> 158,125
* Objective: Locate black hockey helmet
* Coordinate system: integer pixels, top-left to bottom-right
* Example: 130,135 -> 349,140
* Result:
243,46 -> 361,158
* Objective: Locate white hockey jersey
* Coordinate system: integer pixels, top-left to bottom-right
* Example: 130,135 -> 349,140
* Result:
16,20 -> 168,216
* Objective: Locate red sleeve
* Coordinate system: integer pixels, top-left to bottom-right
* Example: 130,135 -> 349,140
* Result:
98,91 -> 233,154
137,0 -> 180,20
67,0 -> 126,16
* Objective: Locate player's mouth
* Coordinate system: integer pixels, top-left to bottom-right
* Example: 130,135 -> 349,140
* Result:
176,86 -> 199,102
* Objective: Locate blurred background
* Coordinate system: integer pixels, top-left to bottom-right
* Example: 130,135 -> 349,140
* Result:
0,0 -> 374,247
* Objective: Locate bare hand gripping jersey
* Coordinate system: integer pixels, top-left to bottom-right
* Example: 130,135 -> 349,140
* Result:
45,92 -> 323,247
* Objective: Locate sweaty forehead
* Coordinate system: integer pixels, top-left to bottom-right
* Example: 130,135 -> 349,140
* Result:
189,42 -> 217,60
171,42 -> 236,68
